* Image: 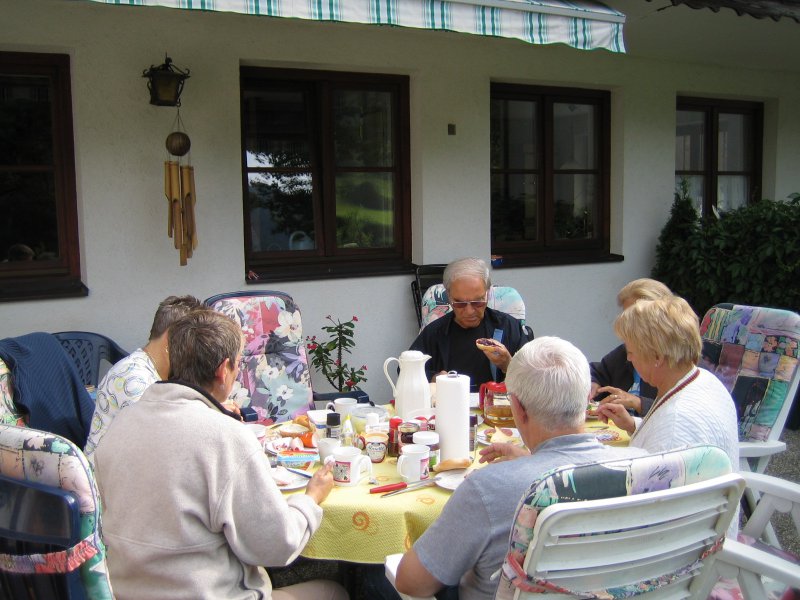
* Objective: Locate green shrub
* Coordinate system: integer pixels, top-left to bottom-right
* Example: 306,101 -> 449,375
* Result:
652,189 -> 800,317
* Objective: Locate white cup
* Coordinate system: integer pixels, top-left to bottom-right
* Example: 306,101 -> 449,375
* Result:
325,446 -> 373,486
325,397 -> 358,420
317,437 -> 342,462
397,444 -> 430,483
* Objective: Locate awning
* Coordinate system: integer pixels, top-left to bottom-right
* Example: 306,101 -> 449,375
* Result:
83,0 -> 626,52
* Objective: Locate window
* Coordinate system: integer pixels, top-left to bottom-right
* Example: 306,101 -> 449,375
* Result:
0,52 -> 85,302
240,68 -> 411,281
675,97 -> 763,218
490,84 -> 613,267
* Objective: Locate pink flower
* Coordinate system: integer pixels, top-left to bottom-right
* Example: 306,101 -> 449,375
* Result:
352,315 -> 359,322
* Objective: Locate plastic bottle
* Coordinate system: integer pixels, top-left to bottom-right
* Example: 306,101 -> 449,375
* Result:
342,415 -> 355,447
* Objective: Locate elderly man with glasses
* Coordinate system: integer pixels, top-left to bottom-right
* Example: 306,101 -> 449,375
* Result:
409,257 -> 533,391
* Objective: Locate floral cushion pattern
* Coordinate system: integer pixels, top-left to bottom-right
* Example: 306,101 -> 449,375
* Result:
0,424 -> 113,598
420,284 -> 528,330
207,292 -> 314,423
496,445 -> 732,600
0,359 -> 24,426
699,304 -> 800,443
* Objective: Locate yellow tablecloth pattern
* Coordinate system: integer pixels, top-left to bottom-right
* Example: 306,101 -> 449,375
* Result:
289,419 -> 629,564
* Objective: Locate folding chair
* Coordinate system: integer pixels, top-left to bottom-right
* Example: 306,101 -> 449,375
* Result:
410,264 -> 447,328
53,332 -> 129,389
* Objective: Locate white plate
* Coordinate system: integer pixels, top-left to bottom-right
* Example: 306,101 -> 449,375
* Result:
476,427 -> 521,446
276,473 -> 310,492
265,439 -> 310,455
435,469 -> 468,491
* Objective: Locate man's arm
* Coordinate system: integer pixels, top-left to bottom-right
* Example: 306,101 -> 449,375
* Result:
396,548 -> 445,597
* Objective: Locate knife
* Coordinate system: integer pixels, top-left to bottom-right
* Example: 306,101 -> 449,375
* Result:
381,478 -> 438,497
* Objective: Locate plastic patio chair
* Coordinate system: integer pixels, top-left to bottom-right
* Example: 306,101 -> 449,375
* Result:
419,283 -> 533,338
385,445 -> 741,600
712,471 -> 800,599
205,290 -> 371,423
53,331 -> 129,389
410,264 -> 447,328
699,303 -> 800,474
0,423 -> 114,599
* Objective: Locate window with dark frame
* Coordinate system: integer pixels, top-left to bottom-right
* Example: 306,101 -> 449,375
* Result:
240,68 -> 411,282
0,52 -> 85,302
490,83 -> 613,267
675,97 -> 763,218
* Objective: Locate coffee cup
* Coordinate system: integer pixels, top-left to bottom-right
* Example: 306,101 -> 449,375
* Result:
317,437 -> 342,462
325,397 -> 358,420
325,446 -> 373,486
397,443 -> 430,483
364,432 -> 389,463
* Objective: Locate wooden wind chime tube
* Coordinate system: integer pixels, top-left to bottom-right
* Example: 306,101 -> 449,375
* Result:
163,160 -> 196,266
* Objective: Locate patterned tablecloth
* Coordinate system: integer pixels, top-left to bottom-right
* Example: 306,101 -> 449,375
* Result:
287,420 -> 630,564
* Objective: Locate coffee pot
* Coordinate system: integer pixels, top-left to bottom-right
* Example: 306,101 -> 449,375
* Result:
383,351 -> 432,420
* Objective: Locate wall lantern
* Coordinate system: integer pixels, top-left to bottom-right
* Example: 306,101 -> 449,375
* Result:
142,55 -> 190,106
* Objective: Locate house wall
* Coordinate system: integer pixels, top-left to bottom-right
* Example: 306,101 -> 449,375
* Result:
2,0 -> 799,400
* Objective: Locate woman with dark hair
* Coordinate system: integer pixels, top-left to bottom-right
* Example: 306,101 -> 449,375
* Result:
95,309 -> 346,600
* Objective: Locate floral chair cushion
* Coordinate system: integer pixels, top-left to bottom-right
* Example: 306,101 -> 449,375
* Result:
0,359 -> 24,427
419,284 -> 528,331
699,304 -> 800,443
0,424 -> 113,599
207,291 -> 314,423
496,445 -> 733,600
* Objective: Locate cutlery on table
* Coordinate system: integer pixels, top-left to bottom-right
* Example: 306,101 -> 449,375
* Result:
380,478 -> 439,497
285,467 -> 314,479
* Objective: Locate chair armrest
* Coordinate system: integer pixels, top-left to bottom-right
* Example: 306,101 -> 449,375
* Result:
739,440 -> 786,458
716,539 -> 800,590
739,471 -> 800,541
741,471 -> 800,501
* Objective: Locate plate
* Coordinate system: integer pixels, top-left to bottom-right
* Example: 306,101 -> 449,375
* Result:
276,473 -> 310,492
476,427 -> 521,446
593,430 -> 621,442
435,469 -> 468,491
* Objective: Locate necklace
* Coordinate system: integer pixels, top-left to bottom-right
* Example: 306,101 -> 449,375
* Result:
630,367 -> 700,442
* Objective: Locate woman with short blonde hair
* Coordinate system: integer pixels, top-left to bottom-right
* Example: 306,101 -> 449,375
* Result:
598,296 -> 738,481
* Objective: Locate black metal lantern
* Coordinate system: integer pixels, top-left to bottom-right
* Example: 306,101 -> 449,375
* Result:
142,55 -> 190,107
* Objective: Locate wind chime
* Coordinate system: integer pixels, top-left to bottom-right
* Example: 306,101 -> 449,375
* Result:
143,55 -> 196,266
164,110 -> 197,266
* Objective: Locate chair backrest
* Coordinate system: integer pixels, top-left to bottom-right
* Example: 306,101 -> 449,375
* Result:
53,332 -> 129,389
0,424 -> 113,599
419,284 -> 529,331
205,291 -> 314,423
411,264 -> 447,327
496,445 -> 742,600
698,304 -> 800,447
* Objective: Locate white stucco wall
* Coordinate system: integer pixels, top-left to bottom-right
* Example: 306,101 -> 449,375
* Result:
2,0 -> 799,401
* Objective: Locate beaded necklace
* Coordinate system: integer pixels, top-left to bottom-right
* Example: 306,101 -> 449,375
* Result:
630,367 -> 700,443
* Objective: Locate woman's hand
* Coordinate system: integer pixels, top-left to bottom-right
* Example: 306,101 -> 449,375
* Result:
478,442 -> 530,464
305,461 -> 335,505
596,402 -> 636,434
597,386 -> 642,413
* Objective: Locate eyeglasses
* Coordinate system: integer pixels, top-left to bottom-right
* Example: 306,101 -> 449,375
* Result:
449,298 -> 488,309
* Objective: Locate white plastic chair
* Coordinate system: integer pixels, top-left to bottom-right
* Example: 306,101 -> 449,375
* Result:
712,471 -> 800,599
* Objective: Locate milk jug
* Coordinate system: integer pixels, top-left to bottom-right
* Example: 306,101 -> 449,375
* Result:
383,351 -> 432,420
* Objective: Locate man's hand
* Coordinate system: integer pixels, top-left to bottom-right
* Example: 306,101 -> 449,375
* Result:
478,341 -> 512,372
305,461 -> 335,505
478,442 -> 530,464
595,402 -> 636,434
597,386 -> 642,413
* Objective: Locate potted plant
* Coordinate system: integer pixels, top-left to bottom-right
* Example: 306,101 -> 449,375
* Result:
306,315 -> 368,392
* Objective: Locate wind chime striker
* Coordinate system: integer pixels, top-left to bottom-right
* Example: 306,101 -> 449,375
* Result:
164,109 -> 197,266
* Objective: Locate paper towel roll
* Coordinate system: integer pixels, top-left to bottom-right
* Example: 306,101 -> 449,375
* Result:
434,372 -> 470,463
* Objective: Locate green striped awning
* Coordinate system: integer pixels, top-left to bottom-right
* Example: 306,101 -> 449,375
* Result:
84,0 -> 626,52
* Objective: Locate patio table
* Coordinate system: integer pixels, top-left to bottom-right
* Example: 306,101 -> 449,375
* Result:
283,419 -> 630,564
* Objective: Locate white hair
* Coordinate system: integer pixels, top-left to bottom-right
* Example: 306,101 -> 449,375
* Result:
505,337 -> 590,431
443,257 -> 491,292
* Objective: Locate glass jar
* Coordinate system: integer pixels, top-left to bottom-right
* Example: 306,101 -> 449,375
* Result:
481,382 -> 515,427
398,422 -> 420,453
